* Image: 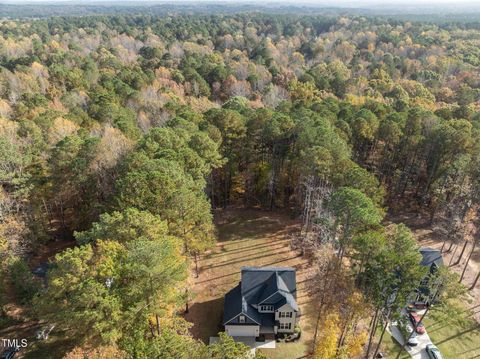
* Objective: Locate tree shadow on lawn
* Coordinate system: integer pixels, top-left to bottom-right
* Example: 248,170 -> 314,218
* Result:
217,228 -> 289,245
205,240 -> 287,259
184,297 -> 224,343
435,324 -> 480,345
204,248 -> 294,270
217,217 -> 294,243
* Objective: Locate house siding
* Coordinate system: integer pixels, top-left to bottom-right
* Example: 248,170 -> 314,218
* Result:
275,303 -> 298,333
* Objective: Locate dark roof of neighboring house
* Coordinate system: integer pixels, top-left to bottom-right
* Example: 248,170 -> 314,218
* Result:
419,248 -> 444,268
223,266 -> 298,325
32,262 -> 50,278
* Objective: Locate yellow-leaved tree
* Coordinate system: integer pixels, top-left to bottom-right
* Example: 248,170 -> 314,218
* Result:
314,313 -> 340,359
337,330 -> 368,359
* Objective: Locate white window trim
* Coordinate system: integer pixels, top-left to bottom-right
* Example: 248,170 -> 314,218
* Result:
279,322 -> 292,330
259,305 -> 274,312
239,315 -> 246,323
279,312 -> 293,318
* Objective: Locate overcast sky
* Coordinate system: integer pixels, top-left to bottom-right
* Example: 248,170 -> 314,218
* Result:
3,0 -> 480,3
3,0 -> 480,10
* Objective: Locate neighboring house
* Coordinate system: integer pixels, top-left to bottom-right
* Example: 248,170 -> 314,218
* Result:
416,247 -> 444,302
223,266 -> 300,337
419,247 -> 444,273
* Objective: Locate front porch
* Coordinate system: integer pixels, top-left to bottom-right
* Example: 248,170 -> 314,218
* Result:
260,325 -> 275,334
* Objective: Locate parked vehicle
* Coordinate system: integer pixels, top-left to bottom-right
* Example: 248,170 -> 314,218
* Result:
409,312 -> 421,323
426,344 -> 444,359
409,312 -> 426,334
415,321 -> 426,334
407,336 -> 419,346
412,301 -> 428,309
407,332 -> 419,346
0,346 -> 19,359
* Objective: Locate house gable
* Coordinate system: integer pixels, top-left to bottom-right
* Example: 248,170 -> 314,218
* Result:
277,303 -> 294,313
224,312 -> 260,325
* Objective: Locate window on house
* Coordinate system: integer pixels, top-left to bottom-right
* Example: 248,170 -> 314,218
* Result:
239,315 -> 245,323
279,312 -> 292,318
259,305 -> 274,312
279,323 -> 291,330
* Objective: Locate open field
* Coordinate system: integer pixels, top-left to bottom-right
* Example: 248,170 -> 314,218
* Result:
183,207 -> 316,359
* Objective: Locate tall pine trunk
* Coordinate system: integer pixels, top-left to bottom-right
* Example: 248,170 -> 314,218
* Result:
365,307 -> 380,359
471,270 -> 480,290
461,240 -> 476,282
454,240 -> 469,266
194,252 -> 199,278
373,317 -> 388,359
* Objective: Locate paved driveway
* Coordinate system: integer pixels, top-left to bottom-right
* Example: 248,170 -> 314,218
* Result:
388,323 -> 432,359
209,335 -> 276,355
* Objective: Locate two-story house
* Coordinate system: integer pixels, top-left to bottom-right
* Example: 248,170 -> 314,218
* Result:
416,247 -> 444,302
222,266 -> 300,337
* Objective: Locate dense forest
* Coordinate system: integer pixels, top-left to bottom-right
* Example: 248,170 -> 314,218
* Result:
1,8 -> 479,358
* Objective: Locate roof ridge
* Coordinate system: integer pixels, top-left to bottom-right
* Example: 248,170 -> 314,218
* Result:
241,266 -> 295,271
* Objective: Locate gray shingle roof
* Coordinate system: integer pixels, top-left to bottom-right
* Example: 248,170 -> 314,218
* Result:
419,248 -> 444,268
223,266 -> 298,326
241,266 -> 296,303
223,284 -> 243,324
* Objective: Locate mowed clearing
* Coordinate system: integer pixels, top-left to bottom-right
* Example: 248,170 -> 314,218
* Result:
184,207 -> 316,359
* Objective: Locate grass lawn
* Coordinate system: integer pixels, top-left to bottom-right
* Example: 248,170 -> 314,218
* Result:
184,207 -> 316,359
381,303 -> 480,359
378,329 -> 411,359
424,306 -> 480,358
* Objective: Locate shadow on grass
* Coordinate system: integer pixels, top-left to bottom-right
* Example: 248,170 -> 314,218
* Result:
196,271 -> 239,284
382,332 -> 410,359
185,297 -> 224,343
204,248 -> 294,270
218,222 -> 279,239
436,325 -> 480,345
205,240 -> 288,259
217,230 -> 287,245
